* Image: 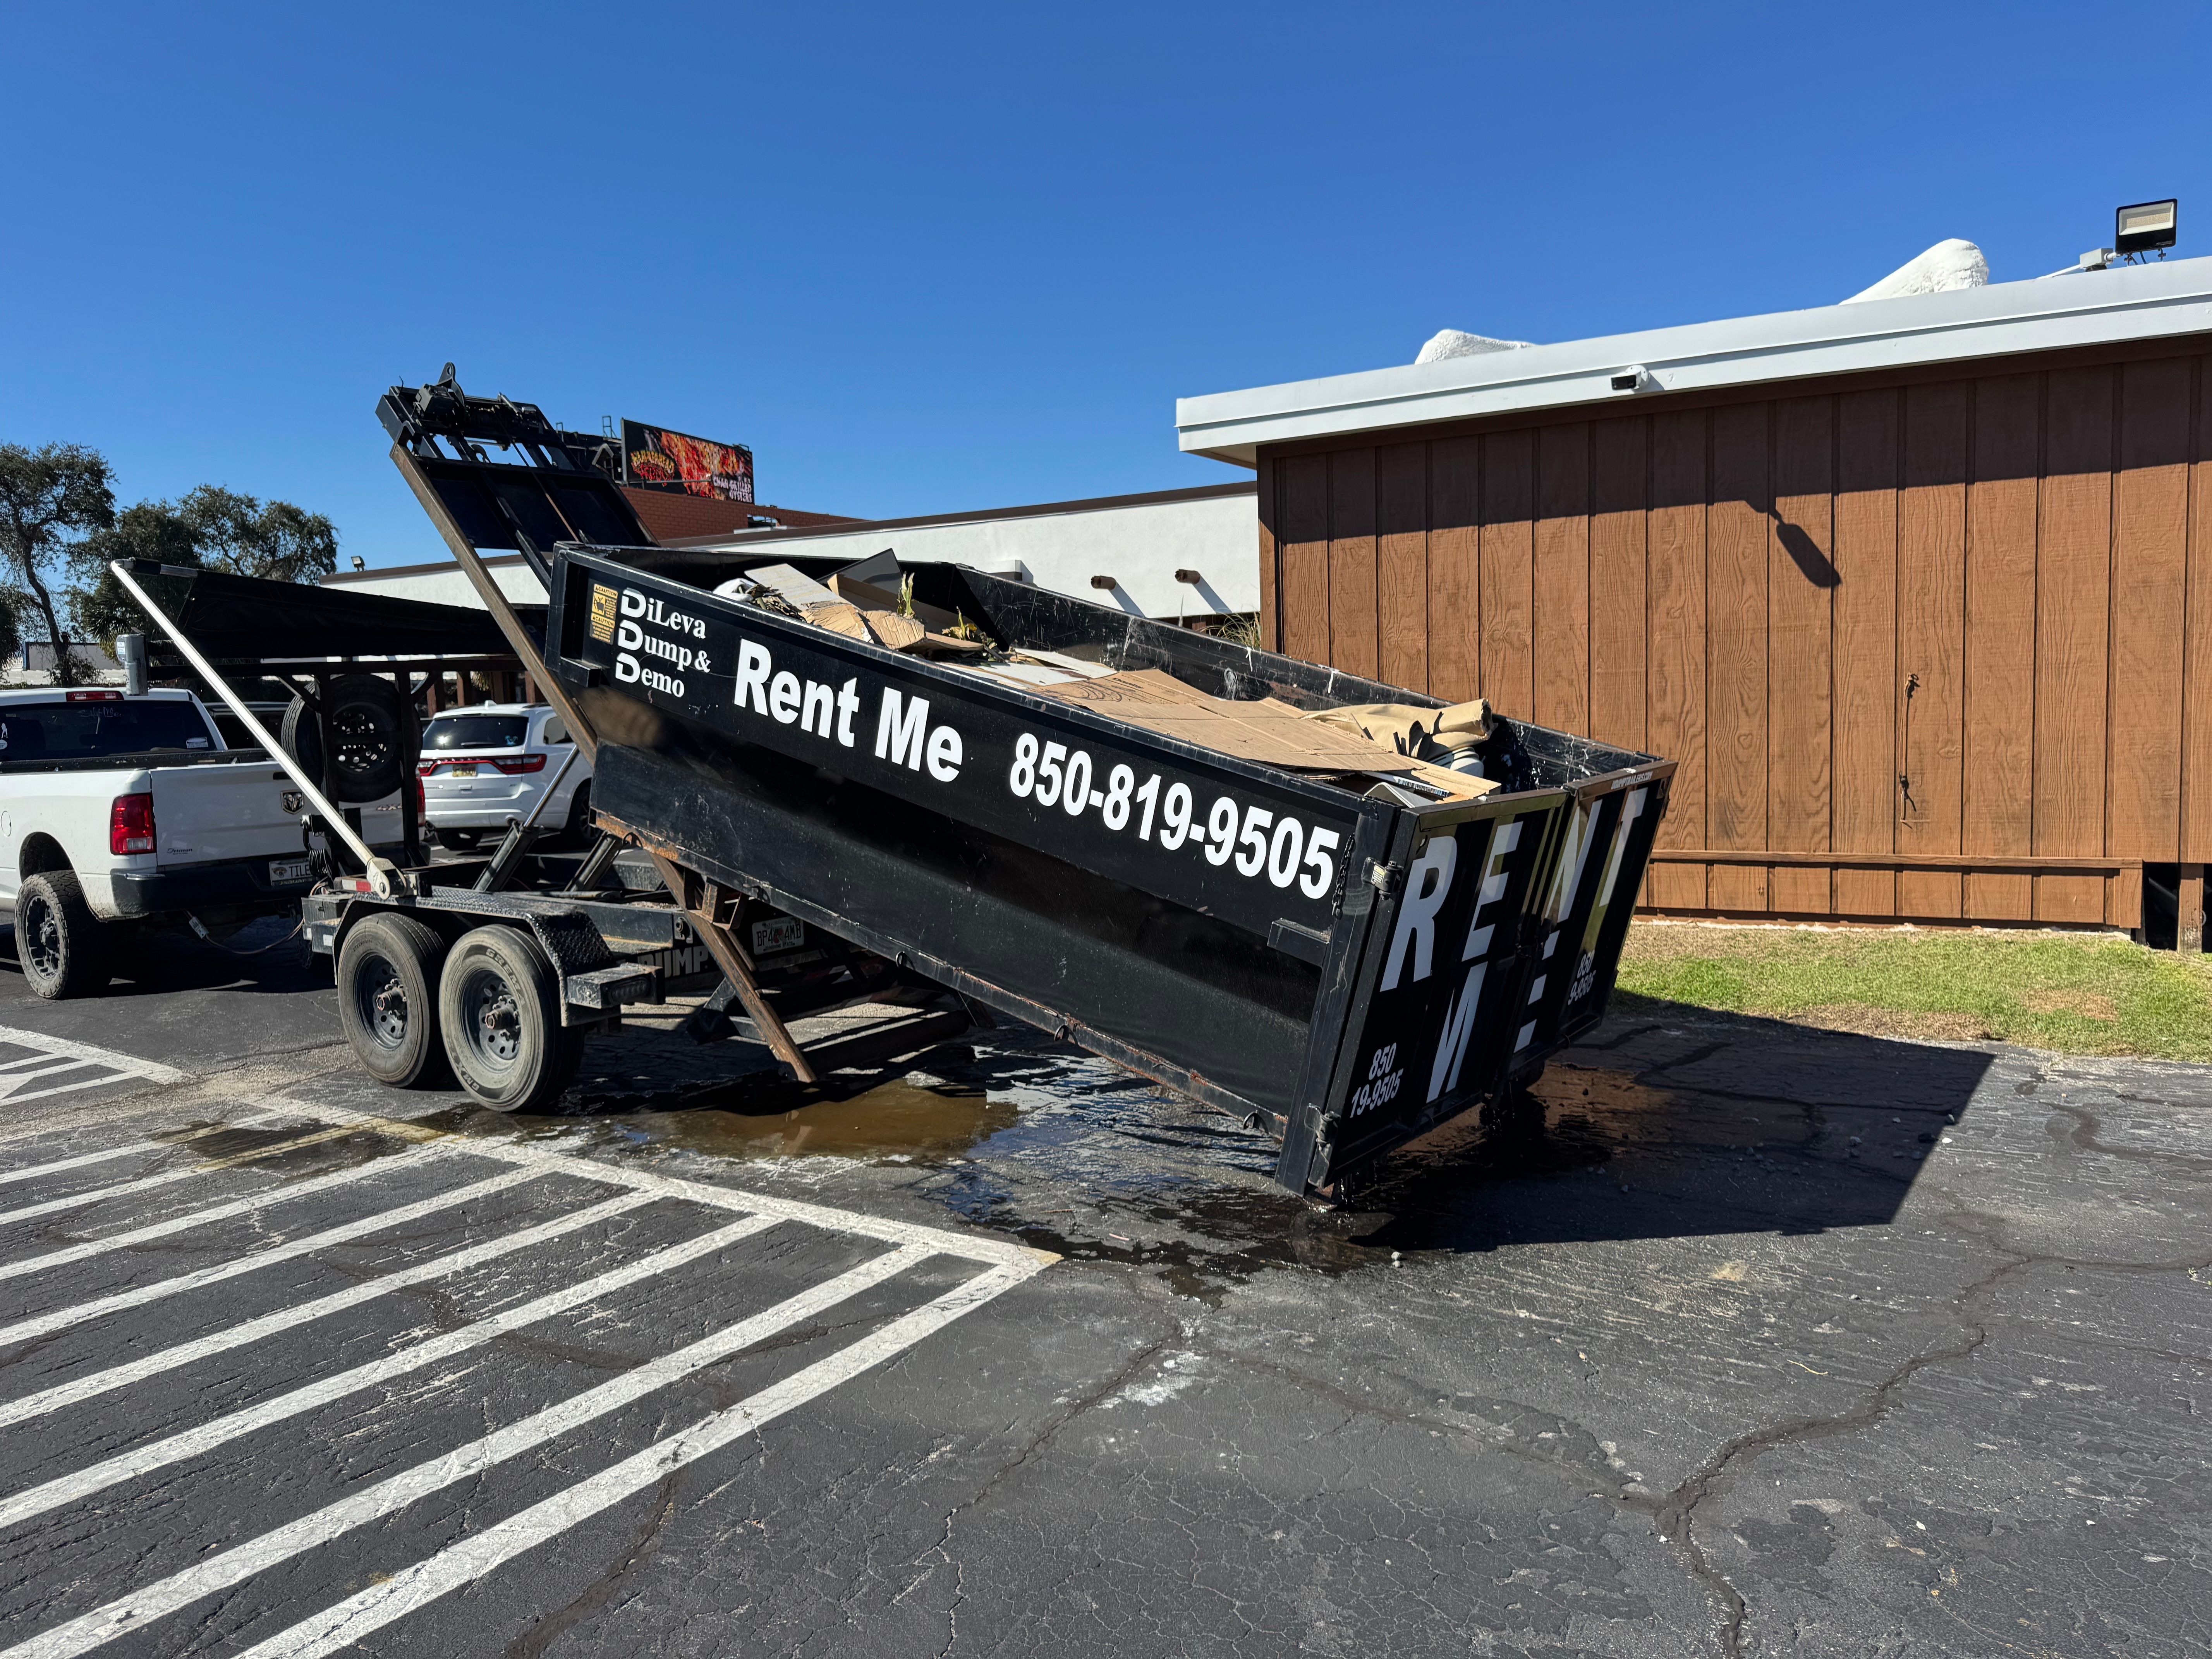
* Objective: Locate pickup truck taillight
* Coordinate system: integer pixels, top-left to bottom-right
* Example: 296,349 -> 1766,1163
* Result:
110,792 -> 156,855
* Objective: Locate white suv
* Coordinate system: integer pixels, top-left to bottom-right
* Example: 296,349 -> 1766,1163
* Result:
417,704 -> 591,850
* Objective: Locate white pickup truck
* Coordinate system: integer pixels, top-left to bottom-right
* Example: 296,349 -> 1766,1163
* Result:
0,686 -> 399,999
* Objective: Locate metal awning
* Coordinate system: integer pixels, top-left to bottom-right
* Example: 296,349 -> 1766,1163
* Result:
118,560 -> 533,670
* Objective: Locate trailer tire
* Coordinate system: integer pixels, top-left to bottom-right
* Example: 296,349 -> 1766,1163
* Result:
438,925 -> 583,1114
337,913 -> 451,1088
14,871 -> 111,1000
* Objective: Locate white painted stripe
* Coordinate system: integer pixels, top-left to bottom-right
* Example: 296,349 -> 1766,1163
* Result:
0,1123 -> 240,1191
0,1210 -> 781,1531
0,1059 -> 96,1090
0,1073 -> 180,1109
263,1095 -> 1048,1268
0,1144 -> 454,1282
233,1261 -> 1036,1659
0,1190 -> 665,1432
0,1244 -> 936,1659
0,1106 -> 285,1161
0,1163 -> 545,1350
0,1126 -> 393,1229
0,1026 -> 187,1086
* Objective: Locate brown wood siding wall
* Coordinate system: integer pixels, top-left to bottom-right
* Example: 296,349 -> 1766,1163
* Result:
1254,347 -> 2212,929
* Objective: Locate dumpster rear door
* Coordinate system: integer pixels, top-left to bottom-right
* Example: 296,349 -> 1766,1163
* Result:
1288,787 -> 1574,1192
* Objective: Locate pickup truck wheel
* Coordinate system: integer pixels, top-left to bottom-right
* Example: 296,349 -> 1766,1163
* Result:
14,872 -> 111,1000
438,925 -> 583,1114
337,914 -> 451,1088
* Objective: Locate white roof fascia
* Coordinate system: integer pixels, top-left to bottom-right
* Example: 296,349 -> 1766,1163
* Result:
1177,257 -> 2212,464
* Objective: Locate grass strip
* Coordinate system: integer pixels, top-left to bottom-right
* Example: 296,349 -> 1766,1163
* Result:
1614,925 -> 2212,1062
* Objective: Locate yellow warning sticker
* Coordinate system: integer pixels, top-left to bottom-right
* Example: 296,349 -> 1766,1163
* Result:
589,584 -> 619,642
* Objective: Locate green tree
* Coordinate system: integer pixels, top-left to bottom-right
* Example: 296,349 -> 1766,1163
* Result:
69,499 -> 204,648
71,486 -> 341,650
0,444 -> 116,688
172,486 -> 338,582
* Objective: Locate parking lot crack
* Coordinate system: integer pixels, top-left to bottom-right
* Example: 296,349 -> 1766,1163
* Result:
910,1322 -> 1178,1654
1641,1221 -> 2212,1659
501,1472 -> 682,1658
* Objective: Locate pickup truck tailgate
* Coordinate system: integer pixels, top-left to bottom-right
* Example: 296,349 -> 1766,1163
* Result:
149,763 -> 304,867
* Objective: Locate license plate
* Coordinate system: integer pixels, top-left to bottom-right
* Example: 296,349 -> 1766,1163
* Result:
447,764 -> 477,777
270,857 -> 314,885
751,917 -> 804,955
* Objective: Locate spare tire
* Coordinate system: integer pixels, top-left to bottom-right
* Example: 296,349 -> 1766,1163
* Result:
282,675 -> 413,803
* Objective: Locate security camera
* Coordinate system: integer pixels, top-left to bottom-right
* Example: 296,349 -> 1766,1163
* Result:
1609,366 -> 1650,393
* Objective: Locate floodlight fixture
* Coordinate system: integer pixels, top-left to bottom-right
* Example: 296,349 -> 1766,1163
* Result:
2115,199 -> 2177,258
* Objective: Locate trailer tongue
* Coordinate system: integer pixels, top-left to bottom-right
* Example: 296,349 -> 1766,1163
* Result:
377,370 -> 1674,1197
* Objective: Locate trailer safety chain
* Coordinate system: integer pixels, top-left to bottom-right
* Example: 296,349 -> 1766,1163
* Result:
186,915 -> 306,956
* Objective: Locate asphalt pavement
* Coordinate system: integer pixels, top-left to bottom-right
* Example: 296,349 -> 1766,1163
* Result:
0,917 -> 2202,1657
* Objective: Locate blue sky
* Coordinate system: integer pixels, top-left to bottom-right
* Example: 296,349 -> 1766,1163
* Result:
4,2 -> 2205,568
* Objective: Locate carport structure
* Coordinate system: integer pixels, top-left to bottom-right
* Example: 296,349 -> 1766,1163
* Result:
1178,257 -> 2212,946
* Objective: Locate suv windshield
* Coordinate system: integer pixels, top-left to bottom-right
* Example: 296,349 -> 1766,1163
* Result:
0,699 -> 216,761
424,714 -> 528,751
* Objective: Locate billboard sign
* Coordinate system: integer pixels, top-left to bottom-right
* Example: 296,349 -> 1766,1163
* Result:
621,419 -> 754,504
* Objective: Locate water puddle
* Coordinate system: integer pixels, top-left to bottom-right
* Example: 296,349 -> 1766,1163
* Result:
598,1078 -> 1021,1164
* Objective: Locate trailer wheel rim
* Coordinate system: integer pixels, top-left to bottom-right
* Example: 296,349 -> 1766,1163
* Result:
19,894 -> 59,981
458,965 -> 524,1068
354,957 -> 410,1050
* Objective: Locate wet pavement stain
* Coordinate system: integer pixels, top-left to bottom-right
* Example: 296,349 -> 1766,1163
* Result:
160,1121 -> 419,1178
376,1006 -> 1962,1301
591,1079 -> 1022,1165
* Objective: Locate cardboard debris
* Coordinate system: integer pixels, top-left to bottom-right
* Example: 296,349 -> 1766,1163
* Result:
713,569 -> 1497,798
1033,670 -> 1419,774
802,601 -> 870,641
829,572 -> 963,635
1022,670 -> 1498,799
858,610 -> 927,651
1304,699 -> 1493,759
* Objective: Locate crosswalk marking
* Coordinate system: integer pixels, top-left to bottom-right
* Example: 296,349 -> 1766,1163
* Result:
0,1100 -> 1051,1658
0,1142 -> 453,1282
0,1124 -> 388,1229
0,1163 -> 541,1349
236,1262 -> 1033,1659
4,1244 -> 936,1659
0,1026 -> 187,1106
0,1191 -> 660,1432
0,1122 -> 240,1190
0,1210 -> 778,1532
264,1093 -> 1043,1264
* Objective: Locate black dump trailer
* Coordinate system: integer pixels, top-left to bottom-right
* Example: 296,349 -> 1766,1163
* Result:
378,371 -> 1674,1197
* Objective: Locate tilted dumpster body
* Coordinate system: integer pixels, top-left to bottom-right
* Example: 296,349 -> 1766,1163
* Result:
548,541 -> 1673,1197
